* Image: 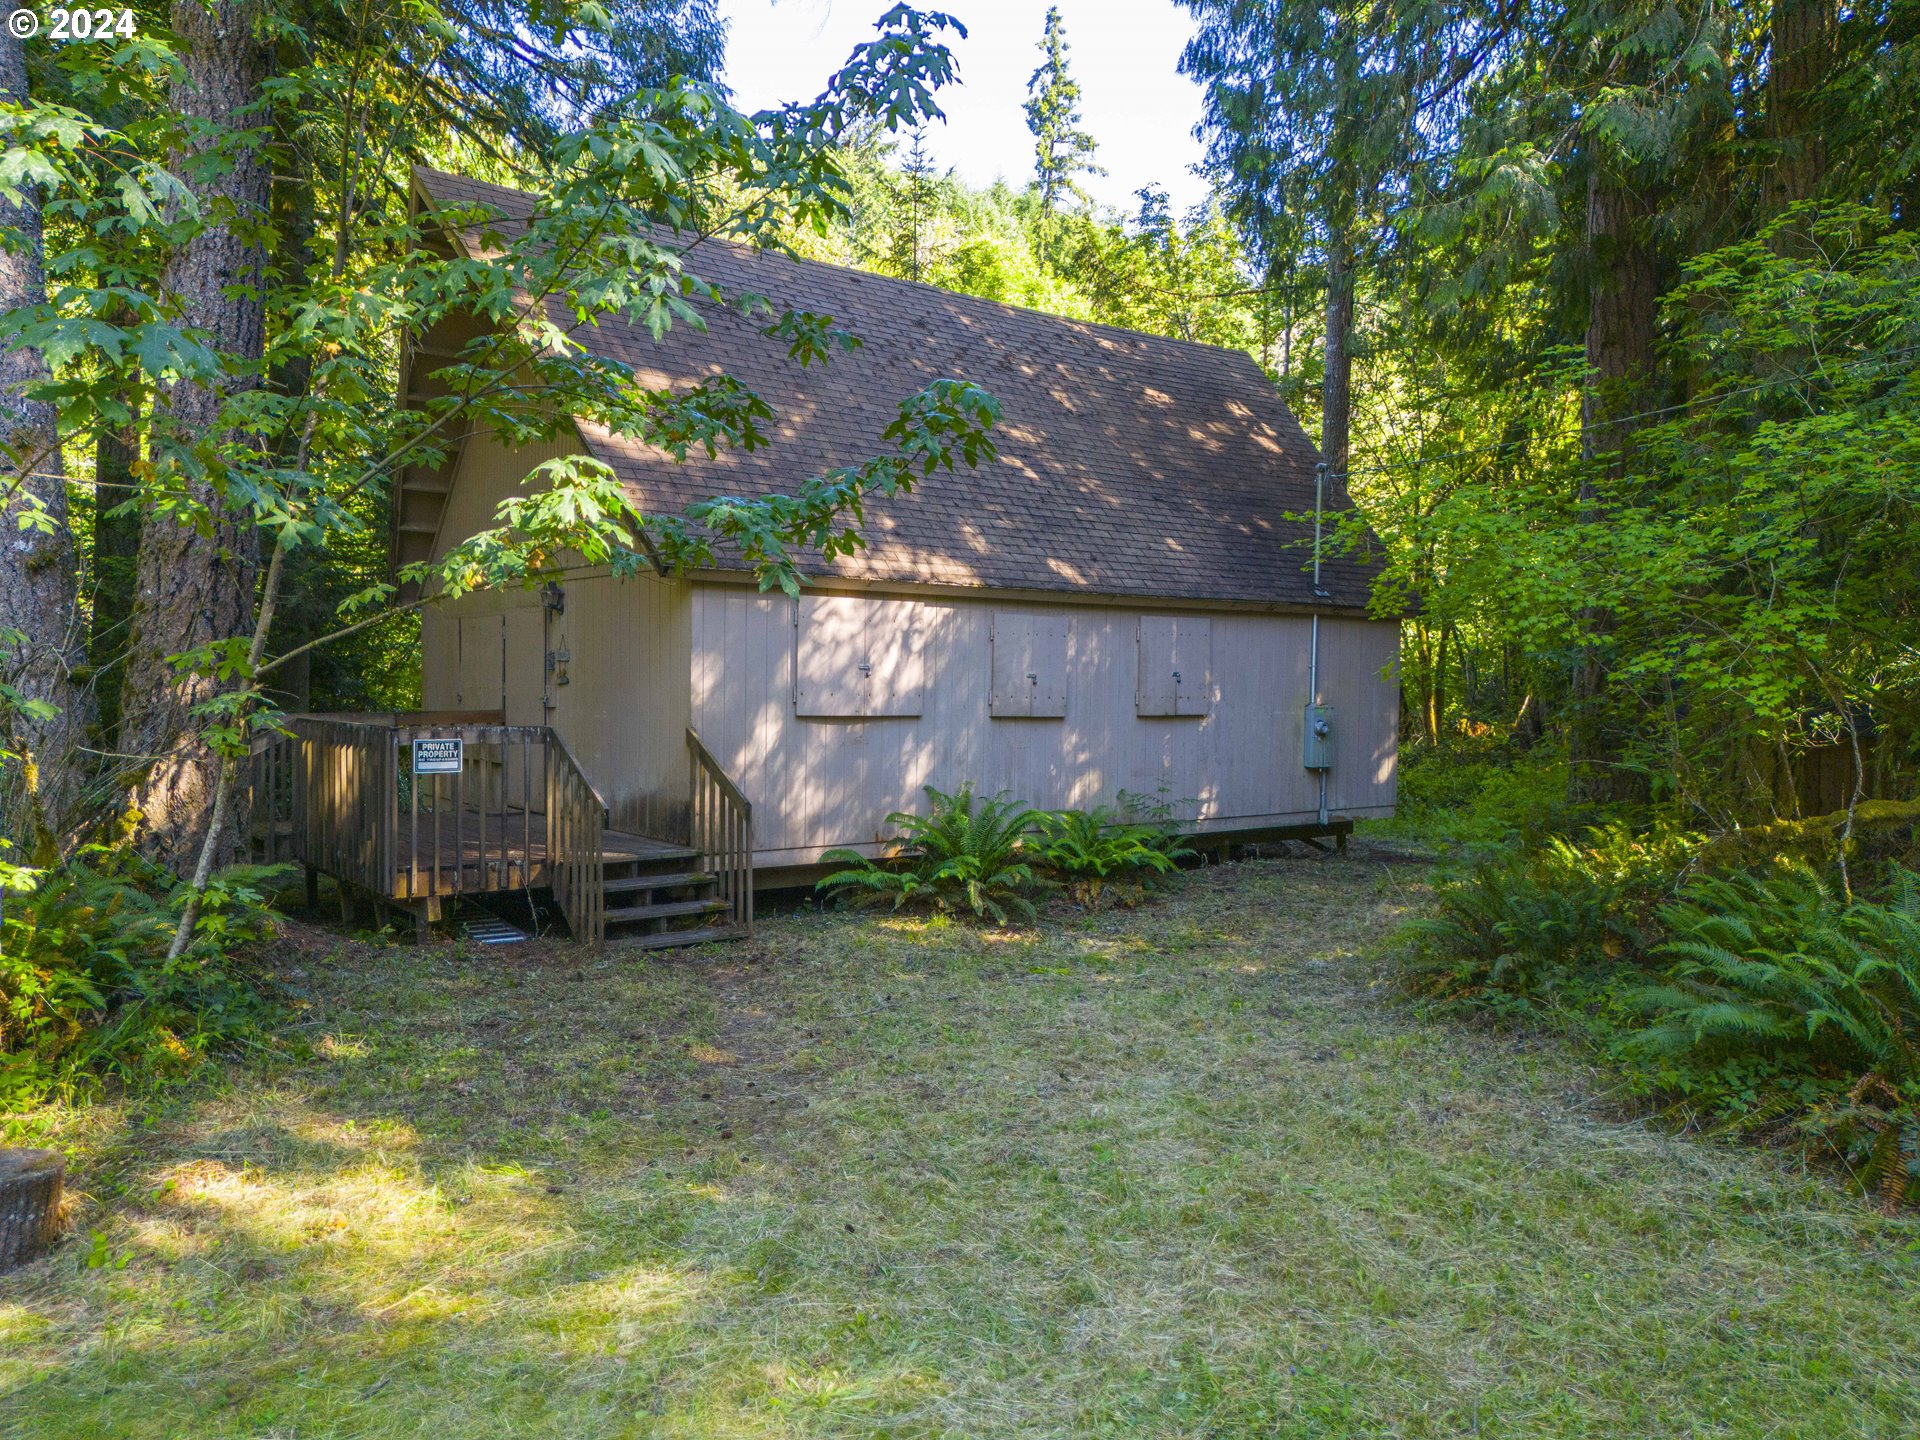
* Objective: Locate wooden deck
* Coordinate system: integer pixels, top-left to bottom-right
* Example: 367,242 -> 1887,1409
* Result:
388,810 -> 693,899
249,714 -> 752,946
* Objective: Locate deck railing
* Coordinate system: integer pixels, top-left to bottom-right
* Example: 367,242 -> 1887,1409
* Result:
687,726 -> 753,936
248,726 -> 298,866
247,714 -> 608,941
393,720 -> 548,902
287,715 -> 399,899
546,732 -> 608,946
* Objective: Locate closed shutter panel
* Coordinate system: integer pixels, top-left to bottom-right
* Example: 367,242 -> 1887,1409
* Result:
795,594 -> 869,716
1173,617 -> 1211,716
1137,616 -> 1211,717
795,594 -> 927,717
867,599 -> 927,717
1136,616 -> 1178,715
992,611 -> 1068,718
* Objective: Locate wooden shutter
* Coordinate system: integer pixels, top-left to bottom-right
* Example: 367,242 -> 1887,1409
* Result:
1136,617 -> 1178,715
795,594 -> 869,716
1173,617 -> 1211,716
866,599 -> 927,716
1137,615 -> 1211,717
794,594 -> 927,717
991,611 -> 1068,718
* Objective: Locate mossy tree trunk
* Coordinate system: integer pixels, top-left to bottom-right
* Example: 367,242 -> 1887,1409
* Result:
0,34 -> 95,854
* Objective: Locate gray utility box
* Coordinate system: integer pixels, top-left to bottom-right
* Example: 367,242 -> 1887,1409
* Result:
1302,704 -> 1335,770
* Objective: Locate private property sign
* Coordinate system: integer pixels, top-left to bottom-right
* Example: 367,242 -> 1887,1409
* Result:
412,737 -> 463,775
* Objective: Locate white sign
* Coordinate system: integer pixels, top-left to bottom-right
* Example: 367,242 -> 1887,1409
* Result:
413,737 -> 463,775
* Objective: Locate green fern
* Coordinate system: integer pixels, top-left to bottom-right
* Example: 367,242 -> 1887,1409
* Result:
1029,805 -> 1192,908
817,783 -> 1049,924
1395,822 -> 1700,1008
0,846 -> 282,1105
1628,863 -> 1920,1208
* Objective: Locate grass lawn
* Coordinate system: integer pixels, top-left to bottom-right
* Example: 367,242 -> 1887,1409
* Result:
4,852 -> 1918,1438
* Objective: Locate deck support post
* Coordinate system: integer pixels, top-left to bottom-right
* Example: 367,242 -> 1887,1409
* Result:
338,884 -> 354,926
304,865 -> 319,909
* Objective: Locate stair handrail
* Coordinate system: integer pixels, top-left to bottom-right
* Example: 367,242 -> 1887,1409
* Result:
686,727 -> 753,936
545,729 -> 608,945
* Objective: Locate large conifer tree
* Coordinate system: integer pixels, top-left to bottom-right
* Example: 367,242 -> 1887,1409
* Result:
1024,6 -> 1103,222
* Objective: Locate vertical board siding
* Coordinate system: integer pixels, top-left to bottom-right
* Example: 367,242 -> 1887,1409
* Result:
545,571 -> 692,839
1313,617 -> 1401,813
455,614 -> 506,710
693,584 -> 1399,864
419,426 -> 694,842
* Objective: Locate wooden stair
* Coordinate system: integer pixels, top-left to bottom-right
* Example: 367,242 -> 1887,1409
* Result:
602,843 -> 744,950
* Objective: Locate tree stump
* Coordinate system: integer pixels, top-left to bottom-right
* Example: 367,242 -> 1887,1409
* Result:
0,1149 -> 65,1269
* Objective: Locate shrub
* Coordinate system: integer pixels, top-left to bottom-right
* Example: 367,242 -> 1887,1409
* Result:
1,845 -> 283,1106
1371,738 -> 1574,847
1623,864 -> 1920,1209
818,783 -> 1047,924
1029,804 -> 1192,908
1396,822 -> 1702,1011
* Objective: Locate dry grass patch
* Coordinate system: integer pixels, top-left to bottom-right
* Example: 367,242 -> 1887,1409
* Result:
3,852 -> 1918,1437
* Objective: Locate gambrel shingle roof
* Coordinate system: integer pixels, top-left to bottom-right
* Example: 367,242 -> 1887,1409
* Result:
414,168 -> 1384,613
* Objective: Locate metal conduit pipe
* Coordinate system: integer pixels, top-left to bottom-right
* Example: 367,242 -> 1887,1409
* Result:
1310,462 -> 1330,826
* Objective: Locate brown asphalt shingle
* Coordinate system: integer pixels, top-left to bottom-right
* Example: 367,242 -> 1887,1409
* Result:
415,168 -> 1385,612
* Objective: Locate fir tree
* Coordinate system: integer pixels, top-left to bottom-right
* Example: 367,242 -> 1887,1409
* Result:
897,125 -> 937,282
1023,6 -> 1103,224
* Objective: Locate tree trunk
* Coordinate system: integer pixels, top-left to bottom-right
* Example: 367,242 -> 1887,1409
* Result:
118,0 -> 274,870
1569,172 -> 1658,808
1320,228 -> 1354,476
1280,261 -> 1295,380
89,406 -> 141,750
0,34 -> 95,855
1768,0 -> 1835,216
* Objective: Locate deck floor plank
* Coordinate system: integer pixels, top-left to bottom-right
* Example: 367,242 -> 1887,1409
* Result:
382,808 -> 696,898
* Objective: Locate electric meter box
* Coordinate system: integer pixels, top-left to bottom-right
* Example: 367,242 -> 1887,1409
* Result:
1303,704 -> 1335,770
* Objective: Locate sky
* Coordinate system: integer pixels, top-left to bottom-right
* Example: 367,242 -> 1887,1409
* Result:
716,0 -> 1214,218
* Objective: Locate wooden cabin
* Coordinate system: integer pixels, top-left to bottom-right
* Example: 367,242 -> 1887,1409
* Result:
310,169 -> 1401,947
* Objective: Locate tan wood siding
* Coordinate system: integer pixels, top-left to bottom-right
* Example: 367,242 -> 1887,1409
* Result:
455,614 -> 505,711
1310,617 -> 1401,814
692,584 -> 1398,866
420,428 -> 694,838
554,571 -> 690,838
